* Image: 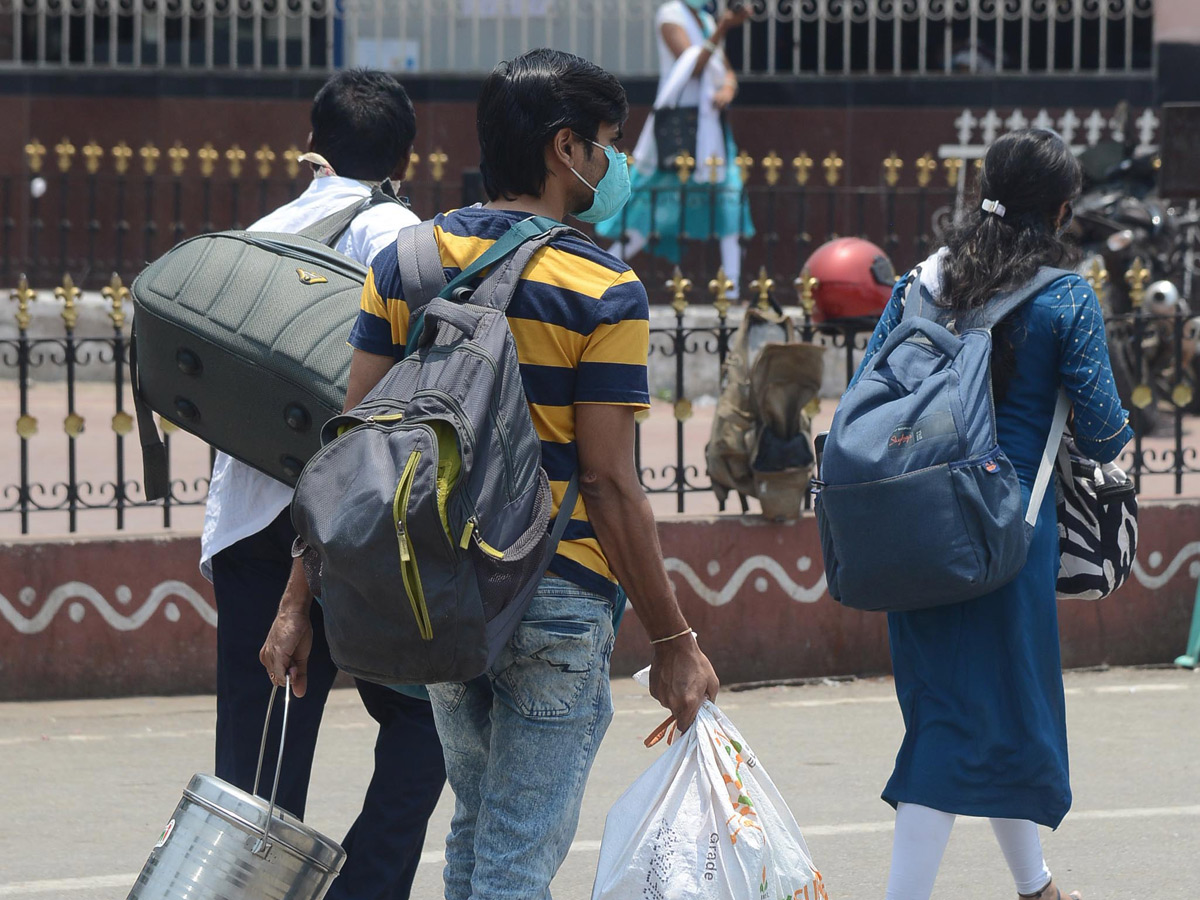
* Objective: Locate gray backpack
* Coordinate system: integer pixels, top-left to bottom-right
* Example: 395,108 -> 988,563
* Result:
292,216 -> 580,685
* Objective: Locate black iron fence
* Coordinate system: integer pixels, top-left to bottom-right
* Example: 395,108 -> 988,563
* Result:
3,260 -> 1197,534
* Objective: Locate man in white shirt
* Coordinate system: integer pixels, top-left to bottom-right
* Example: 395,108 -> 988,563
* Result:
200,69 -> 444,900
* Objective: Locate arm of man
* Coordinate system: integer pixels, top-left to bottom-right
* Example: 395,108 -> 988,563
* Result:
260,347 -> 394,695
575,403 -> 719,731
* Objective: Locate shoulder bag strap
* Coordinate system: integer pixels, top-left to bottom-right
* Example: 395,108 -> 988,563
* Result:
297,186 -> 398,248
1027,388 -> 1071,527
129,318 -> 170,502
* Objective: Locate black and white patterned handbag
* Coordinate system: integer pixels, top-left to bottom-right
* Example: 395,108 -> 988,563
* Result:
1056,436 -> 1138,601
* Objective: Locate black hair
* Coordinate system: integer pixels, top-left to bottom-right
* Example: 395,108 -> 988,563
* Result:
476,48 -> 629,201
310,68 -> 416,181
939,128 -> 1082,398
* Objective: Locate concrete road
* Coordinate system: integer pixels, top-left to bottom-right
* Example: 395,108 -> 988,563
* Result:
1,666 -> 1197,899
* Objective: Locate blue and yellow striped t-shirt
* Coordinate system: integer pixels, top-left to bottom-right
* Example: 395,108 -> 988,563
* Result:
348,207 -> 651,602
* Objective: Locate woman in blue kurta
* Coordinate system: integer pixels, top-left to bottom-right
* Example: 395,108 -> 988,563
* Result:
850,130 -> 1133,900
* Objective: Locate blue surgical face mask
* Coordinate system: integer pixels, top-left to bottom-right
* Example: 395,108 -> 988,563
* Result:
569,137 -> 631,224
684,0 -> 709,9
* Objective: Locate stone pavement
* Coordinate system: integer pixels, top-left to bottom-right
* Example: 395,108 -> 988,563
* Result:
1,666 -> 1197,899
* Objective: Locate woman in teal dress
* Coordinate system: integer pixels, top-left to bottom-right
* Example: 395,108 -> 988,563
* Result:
595,0 -> 754,298
850,130 -> 1133,900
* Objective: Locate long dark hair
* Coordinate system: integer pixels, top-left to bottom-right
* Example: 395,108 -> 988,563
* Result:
939,128 -> 1082,398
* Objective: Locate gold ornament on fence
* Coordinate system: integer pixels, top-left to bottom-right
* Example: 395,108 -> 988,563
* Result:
111,411 -> 134,437
1173,382 -> 1194,409
944,157 -> 963,188
822,151 -> 844,187
750,266 -> 774,311
916,153 -> 937,188
111,141 -> 133,176
159,414 -> 179,434
673,151 -> 696,184
1125,257 -> 1150,309
226,145 -> 246,179
16,413 -> 37,441
283,146 -> 302,179
428,150 -> 448,182
793,152 -> 813,186
255,144 -> 275,179
1124,257 -> 1152,409
102,272 -> 130,331
10,275 -> 36,332
666,266 -> 692,315
140,142 -> 160,176
674,397 -> 693,423
55,138 -> 76,174
883,153 -> 903,188
63,412 -> 85,439
1085,257 -> 1108,294
55,274 -> 81,331
197,143 -> 219,178
405,150 -> 420,182
795,267 -> 819,318
762,152 -> 783,186
25,139 -> 47,174
82,141 -> 104,175
705,156 -> 725,185
734,149 -> 754,182
709,266 -> 735,319
168,142 -> 189,177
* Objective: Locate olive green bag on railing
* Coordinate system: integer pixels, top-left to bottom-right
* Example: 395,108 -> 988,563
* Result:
129,190 -> 395,500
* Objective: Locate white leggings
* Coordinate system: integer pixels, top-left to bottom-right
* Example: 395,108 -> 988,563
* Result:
608,232 -> 743,298
884,803 -> 1053,900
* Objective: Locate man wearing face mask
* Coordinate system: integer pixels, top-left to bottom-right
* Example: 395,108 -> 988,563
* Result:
201,68 -> 446,900
262,48 -> 720,900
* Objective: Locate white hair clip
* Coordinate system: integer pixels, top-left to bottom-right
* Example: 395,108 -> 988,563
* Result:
981,198 -> 1007,218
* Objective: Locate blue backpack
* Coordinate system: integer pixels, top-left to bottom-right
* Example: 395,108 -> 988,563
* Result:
814,266 -> 1071,612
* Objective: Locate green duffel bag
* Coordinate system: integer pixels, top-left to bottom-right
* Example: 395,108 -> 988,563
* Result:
130,193 -> 393,500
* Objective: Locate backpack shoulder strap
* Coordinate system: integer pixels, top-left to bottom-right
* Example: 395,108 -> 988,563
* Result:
900,268 -> 928,323
973,267 -> 1076,331
468,221 -> 589,314
297,186 -> 398,248
395,220 -> 447,316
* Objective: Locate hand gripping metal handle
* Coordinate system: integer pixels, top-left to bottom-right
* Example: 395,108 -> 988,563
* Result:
251,673 -> 291,857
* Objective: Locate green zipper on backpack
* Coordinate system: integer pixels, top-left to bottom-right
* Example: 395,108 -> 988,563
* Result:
393,450 -> 433,641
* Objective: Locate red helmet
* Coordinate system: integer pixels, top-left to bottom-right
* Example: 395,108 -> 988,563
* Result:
804,238 -> 895,325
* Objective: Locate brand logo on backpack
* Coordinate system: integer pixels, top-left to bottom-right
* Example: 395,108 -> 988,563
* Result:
296,268 -> 328,285
888,426 -> 914,450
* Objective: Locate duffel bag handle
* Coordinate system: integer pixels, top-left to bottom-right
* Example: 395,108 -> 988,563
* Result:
251,674 -> 292,858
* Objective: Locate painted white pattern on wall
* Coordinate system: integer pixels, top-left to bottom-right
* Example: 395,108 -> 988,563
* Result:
665,556 -> 828,606
0,581 -> 217,635
1130,543 -> 1200,591
1,541 -> 1197,632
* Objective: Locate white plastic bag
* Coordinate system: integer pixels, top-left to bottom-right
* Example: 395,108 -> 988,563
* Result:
592,696 -> 826,900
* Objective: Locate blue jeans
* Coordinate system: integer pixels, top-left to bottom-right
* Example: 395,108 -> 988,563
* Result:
427,576 -> 616,900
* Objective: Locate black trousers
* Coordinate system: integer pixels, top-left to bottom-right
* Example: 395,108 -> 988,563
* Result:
212,509 -> 446,900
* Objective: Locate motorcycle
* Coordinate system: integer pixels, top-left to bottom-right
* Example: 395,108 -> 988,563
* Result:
1070,136 -> 1200,434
